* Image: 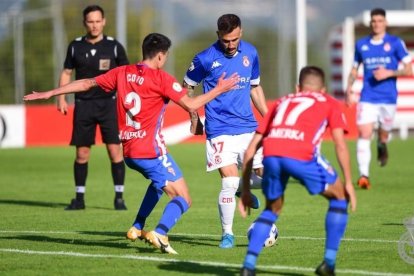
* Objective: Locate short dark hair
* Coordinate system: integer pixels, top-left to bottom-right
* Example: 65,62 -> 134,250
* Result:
299,66 -> 325,87
370,8 -> 386,18
83,5 -> 105,21
217,14 -> 241,34
142,33 -> 171,59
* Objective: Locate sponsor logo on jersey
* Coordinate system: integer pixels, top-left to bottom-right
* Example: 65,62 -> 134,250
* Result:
173,82 -> 183,92
211,61 -> 222,69
361,44 -> 369,51
119,130 -> 147,140
384,42 -> 391,52
268,128 -> 305,141
243,56 -> 250,67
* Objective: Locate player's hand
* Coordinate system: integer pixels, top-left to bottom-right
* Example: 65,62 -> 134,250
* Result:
217,72 -> 239,93
345,89 -> 357,107
345,181 -> 357,212
57,96 -> 68,115
190,111 -> 204,135
373,66 -> 393,81
23,91 -> 53,101
238,191 -> 252,218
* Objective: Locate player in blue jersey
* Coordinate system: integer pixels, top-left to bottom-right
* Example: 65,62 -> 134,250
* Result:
183,14 -> 268,249
346,8 -> 412,189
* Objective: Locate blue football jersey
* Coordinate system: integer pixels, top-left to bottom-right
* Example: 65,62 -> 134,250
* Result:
354,33 -> 411,104
184,40 -> 260,139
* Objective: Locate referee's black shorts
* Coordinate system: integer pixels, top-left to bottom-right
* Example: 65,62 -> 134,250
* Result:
70,97 -> 120,146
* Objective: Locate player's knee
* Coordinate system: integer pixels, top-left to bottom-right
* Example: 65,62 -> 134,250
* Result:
324,179 -> 346,200
221,177 -> 239,191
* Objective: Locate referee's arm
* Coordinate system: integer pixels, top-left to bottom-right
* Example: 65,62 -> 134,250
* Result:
57,68 -> 73,115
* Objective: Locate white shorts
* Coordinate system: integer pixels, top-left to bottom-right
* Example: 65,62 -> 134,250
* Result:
206,132 -> 263,172
357,102 -> 396,131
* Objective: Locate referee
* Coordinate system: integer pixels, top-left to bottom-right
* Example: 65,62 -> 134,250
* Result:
57,5 -> 129,210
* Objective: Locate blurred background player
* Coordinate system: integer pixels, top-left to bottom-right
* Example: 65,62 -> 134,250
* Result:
345,8 -> 412,189
24,32 -> 239,254
57,5 -> 129,210
239,66 -> 356,276
183,14 -> 268,249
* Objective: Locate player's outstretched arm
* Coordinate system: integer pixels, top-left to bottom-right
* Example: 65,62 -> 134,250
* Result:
24,79 -> 97,101
183,81 -> 204,135
177,72 -> 239,112
331,128 -> 356,212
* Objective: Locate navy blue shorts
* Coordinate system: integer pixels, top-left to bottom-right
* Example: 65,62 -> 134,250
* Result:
124,153 -> 183,189
262,155 -> 338,200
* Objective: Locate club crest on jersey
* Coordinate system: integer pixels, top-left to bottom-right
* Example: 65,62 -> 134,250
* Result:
383,42 -> 391,52
172,82 -> 183,92
214,155 -> 222,165
243,56 -> 250,67
99,59 -> 110,70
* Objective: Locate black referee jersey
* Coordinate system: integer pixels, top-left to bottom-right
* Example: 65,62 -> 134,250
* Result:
64,35 -> 129,100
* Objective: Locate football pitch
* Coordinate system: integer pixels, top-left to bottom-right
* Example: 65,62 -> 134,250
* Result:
1,140 -> 414,275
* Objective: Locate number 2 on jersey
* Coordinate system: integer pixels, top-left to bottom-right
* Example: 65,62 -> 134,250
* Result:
125,92 -> 141,129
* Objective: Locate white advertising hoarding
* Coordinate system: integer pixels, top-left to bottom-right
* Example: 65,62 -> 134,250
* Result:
0,105 -> 25,148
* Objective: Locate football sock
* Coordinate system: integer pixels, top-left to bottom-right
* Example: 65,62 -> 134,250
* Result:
111,161 -> 125,199
155,196 -> 189,235
357,138 -> 371,177
75,186 -> 85,201
218,177 -> 239,235
133,184 -> 163,230
74,162 -> 87,201
324,199 -> 348,268
249,171 -> 263,189
238,171 -> 262,191
244,210 -> 278,269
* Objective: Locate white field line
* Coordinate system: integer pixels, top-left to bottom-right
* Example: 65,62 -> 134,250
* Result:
0,230 -> 399,243
0,248 -> 412,276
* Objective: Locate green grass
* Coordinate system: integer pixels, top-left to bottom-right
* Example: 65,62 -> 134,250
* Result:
1,140 -> 414,275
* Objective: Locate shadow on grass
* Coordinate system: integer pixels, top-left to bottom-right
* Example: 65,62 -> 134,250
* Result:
0,199 -> 68,208
0,199 -> 113,210
0,234 -> 156,253
158,262 -> 306,275
382,222 -> 404,226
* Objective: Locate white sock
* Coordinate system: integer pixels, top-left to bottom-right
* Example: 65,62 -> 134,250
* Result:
218,177 -> 239,235
357,138 -> 371,177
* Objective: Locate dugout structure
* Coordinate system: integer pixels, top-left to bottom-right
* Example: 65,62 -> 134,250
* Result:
329,10 -> 414,138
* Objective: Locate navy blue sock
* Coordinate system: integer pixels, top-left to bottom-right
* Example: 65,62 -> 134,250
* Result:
243,210 -> 278,270
155,196 -> 189,235
133,184 -> 163,230
324,199 -> 348,268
